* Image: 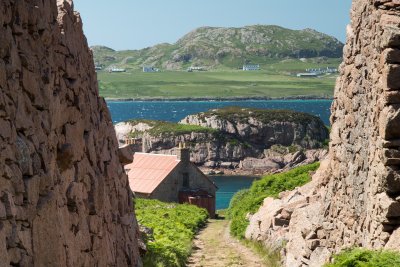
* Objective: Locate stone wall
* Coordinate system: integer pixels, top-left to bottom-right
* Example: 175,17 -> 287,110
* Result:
0,0 -> 141,266
246,0 -> 400,266
151,163 -> 217,203
322,0 -> 400,250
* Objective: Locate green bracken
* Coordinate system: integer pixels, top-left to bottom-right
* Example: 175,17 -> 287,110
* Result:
227,162 -> 320,239
325,248 -> 400,267
135,198 -> 208,267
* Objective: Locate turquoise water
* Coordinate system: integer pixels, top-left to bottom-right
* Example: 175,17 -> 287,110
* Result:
107,99 -> 332,125
209,175 -> 259,210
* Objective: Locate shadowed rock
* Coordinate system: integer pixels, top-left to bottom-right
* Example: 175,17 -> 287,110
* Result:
0,0 -> 141,266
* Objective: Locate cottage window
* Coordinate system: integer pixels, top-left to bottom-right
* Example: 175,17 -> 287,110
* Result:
183,173 -> 189,188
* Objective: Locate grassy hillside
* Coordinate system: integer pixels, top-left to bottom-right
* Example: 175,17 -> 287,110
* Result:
92,25 -> 343,71
94,25 -> 342,99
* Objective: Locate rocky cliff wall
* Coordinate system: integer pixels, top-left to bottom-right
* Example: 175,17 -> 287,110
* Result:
181,108 -> 329,149
0,1 -> 140,266
246,1 -> 400,266
115,111 -> 328,173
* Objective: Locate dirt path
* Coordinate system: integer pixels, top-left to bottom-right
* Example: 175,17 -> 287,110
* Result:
187,219 -> 266,267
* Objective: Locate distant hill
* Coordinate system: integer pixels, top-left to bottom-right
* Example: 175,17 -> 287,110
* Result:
92,25 -> 344,70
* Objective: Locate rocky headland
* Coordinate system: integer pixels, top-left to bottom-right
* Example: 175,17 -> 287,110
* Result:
115,107 -> 329,174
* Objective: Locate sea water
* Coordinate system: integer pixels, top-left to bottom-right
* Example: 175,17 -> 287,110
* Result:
107,99 -> 332,125
209,175 -> 259,210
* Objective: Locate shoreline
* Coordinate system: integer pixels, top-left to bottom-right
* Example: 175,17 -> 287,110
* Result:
104,95 -> 333,102
200,167 -> 274,177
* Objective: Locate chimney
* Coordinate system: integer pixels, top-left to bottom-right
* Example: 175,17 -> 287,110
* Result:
177,142 -> 190,164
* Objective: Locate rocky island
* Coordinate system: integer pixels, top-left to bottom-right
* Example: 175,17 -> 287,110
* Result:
115,107 -> 329,174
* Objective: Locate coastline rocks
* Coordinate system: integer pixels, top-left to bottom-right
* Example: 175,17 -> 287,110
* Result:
115,108 -> 329,173
239,158 -> 282,172
139,131 -> 260,164
180,107 -> 329,149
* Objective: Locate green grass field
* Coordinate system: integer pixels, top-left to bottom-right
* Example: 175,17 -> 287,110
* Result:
97,59 -> 340,99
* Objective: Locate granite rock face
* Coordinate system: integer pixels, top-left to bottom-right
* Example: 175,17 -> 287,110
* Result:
181,108 -> 329,149
246,1 -> 400,266
115,109 -> 329,173
0,1 -> 141,266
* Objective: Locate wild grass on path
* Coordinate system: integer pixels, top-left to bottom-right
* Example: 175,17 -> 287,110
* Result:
135,198 -> 208,267
187,218 -> 270,267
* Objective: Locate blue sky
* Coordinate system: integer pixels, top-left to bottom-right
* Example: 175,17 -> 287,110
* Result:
73,0 -> 352,51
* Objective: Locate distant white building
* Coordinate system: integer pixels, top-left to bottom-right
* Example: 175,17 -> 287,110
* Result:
187,66 -> 205,72
326,67 -> 338,73
143,66 -> 159,73
243,64 -> 260,71
305,67 -> 338,75
108,66 -> 126,73
297,73 -> 318,78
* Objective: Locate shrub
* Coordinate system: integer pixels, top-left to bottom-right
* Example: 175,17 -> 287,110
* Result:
135,199 -> 209,267
227,162 -> 320,239
325,248 -> 400,267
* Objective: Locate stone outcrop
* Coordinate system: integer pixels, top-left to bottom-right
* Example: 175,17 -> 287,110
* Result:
115,109 -> 329,173
181,107 -> 328,149
0,1 -> 141,266
246,1 -> 400,266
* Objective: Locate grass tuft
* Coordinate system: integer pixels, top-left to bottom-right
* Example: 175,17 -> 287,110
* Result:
325,248 -> 400,267
241,239 -> 282,267
128,119 -> 217,137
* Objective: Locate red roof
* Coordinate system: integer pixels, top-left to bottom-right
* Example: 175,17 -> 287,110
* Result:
126,153 -> 180,194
